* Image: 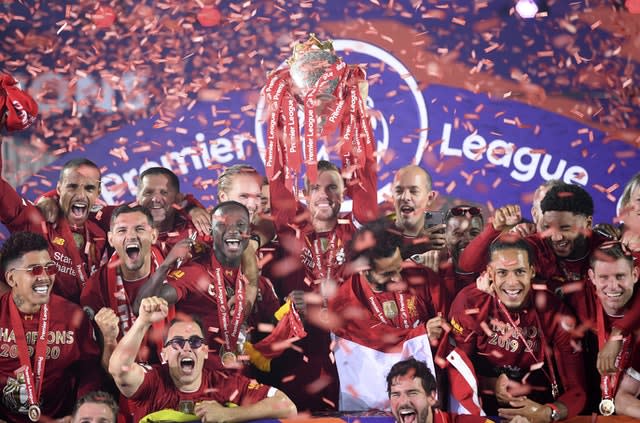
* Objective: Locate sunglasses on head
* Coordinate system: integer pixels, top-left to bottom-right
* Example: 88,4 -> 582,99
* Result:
164,335 -> 206,350
11,262 -> 58,277
448,206 -> 481,217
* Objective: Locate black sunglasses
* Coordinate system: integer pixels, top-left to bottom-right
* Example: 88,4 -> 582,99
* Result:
11,262 -> 58,277
448,206 -> 481,217
164,335 -> 206,350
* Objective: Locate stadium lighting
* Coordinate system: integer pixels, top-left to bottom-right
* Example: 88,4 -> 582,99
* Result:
515,0 -> 539,18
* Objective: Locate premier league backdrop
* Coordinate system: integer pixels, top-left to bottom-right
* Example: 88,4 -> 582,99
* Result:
1,0 -> 638,224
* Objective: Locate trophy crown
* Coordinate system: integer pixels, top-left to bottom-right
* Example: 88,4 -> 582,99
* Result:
287,33 -> 335,65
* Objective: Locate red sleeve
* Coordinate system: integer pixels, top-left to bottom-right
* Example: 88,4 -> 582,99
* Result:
457,224 -> 501,273
72,306 -> 104,398
230,374 -> 270,406
0,166 -> 43,232
93,205 -> 115,233
80,267 -> 108,316
347,156 -> 378,224
130,364 -> 163,402
447,286 -> 486,358
329,280 -> 427,352
181,193 -> 206,210
256,276 -> 281,321
546,298 -> 587,417
268,157 -> 300,232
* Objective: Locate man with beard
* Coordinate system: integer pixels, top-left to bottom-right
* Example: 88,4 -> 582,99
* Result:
387,358 -> 496,423
37,166 -> 210,256
406,206 -> 484,317
108,296 -> 296,423
449,236 -> 586,420
133,201 -> 257,370
262,159 -> 377,411
0,232 -> 102,422
216,165 -> 280,332
391,165 -> 446,258
0,153 -> 107,304
328,219 -> 442,411
457,183 -> 636,375
80,205 -> 169,368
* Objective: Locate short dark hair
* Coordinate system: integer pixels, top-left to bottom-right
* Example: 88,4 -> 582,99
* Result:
212,200 -> 250,220
165,315 -> 206,342
139,166 -> 180,192
110,204 -> 154,228
72,391 -> 118,422
0,232 -> 49,273
590,242 -> 635,270
540,183 -> 594,217
304,160 -> 341,191
488,234 -> 534,267
350,218 -> 403,264
386,357 -> 436,396
59,158 -> 100,180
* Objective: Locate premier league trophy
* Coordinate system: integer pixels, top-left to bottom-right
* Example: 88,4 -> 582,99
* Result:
262,34 -> 374,192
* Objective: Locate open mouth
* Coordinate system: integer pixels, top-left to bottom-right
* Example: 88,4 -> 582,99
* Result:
605,291 -> 623,298
224,238 -> 241,252
553,240 -> 570,251
502,288 -> 523,299
32,284 -> 50,295
125,243 -> 141,261
70,202 -> 87,218
397,408 -> 417,423
315,200 -> 332,209
400,206 -> 415,215
180,357 -> 195,374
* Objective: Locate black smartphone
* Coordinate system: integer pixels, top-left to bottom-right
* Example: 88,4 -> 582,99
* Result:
424,210 -> 445,229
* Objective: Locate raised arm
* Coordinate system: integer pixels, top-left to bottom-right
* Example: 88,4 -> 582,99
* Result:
109,296 -> 168,398
458,205 -> 522,273
132,238 -> 192,311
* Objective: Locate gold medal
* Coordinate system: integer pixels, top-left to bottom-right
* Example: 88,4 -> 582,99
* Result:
221,350 -> 237,367
382,300 -> 398,319
28,404 -> 41,422
599,398 -> 615,416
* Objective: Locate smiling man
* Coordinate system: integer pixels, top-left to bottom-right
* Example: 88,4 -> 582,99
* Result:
0,231 -> 101,422
108,296 -> 296,423
0,154 -> 108,304
449,236 -> 586,420
387,358 -> 494,423
80,205 -> 167,367
133,201 -> 257,370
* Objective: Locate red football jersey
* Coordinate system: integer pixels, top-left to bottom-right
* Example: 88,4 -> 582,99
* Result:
0,293 -> 102,422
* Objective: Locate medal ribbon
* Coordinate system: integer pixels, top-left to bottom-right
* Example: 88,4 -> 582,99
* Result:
497,300 -> 559,399
303,61 -> 348,184
359,276 -> 410,329
211,254 -> 245,353
264,70 -> 288,182
308,230 -> 338,281
8,298 -> 49,411
596,302 -> 632,400
106,247 -> 162,333
56,217 -> 91,288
